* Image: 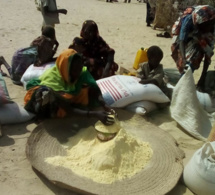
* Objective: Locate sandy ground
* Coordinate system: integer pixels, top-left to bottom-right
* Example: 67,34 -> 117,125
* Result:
0,0 -> 212,194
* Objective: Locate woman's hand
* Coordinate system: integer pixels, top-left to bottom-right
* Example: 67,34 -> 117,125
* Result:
92,111 -> 115,125
103,103 -> 113,112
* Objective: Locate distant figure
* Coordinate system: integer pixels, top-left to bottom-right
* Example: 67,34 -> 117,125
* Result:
146,0 -> 156,27
72,20 -> 118,80
40,0 -> 67,28
152,0 -> 178,31
124,0 -> 131,3
106,0 -> 118,2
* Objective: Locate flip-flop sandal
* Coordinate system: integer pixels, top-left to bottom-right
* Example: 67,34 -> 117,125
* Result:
164,32 -> 171,38
156,32 -> 171,38
156,33 -> 165,37
0,70 -> 7,76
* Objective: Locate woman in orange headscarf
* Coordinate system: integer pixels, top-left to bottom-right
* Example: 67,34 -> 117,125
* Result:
24,49 -> 115,125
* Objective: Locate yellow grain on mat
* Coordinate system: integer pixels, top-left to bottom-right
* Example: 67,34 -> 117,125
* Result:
45,127 -> 153,184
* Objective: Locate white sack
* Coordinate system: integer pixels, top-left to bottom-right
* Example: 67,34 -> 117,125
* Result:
97,75 -> 170,108
183,142 -> 215,195
21,61 -> 55,89
196,91 -> 215,113
170,68 -> 212,141
0,103 -> 35,124
125,100 -> 158,115
168,82 -> 215,113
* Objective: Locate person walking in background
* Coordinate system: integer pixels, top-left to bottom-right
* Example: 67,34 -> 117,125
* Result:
40,0 -> 67,28
124,0 -> 131,3
106,0 -> 118,2
152,0 -> 176,30
146,0 -> 156,27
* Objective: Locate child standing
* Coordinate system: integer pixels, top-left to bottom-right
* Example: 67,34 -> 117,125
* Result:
40,0 -> 67,28
137,45 -> 171,99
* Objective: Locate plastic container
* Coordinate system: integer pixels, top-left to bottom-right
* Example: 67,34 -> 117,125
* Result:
133,47 -> 148,70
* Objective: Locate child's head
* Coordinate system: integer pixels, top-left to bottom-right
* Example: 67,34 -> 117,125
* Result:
147,46 -> 163,69
69,37 -> 86,53
41,25 -> 56,40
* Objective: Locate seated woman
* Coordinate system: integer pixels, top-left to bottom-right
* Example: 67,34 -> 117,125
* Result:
69,20 -> 118,80
24,49 -> 115,125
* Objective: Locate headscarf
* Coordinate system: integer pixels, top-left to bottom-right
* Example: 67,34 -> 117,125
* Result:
54,49 -> 78,84
192,5 -> 215,25
27,49 -> 98,95
80,20 -> 99,41
171,7 -> 194,36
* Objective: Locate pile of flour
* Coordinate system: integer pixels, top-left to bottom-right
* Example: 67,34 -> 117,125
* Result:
45,126 -> 153,184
